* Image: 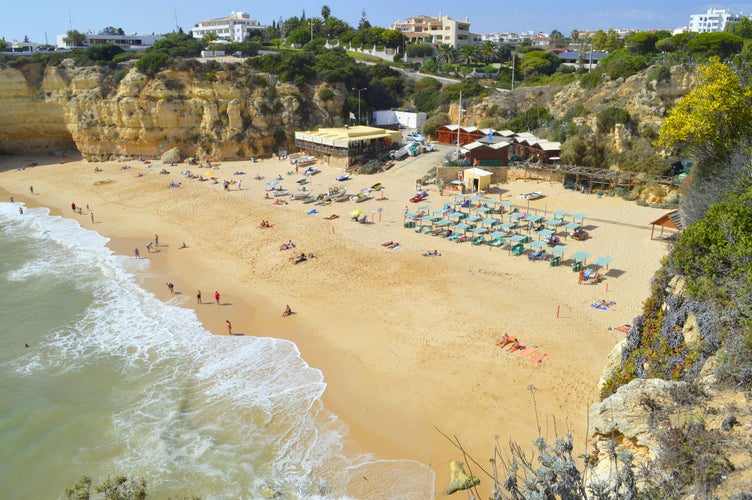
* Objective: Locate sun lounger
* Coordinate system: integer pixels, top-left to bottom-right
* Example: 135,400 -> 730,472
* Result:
471,235 -> 485,245
511,243 -> 525,256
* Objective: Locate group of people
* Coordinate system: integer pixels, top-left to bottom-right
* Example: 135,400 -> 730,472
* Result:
259,220 -> 273,228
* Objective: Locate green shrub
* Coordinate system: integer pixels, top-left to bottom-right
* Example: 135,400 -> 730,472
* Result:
596,106 -> 632,133
317,87 -> 335,101
135,52 -> 169,76
580,71 -> 601,89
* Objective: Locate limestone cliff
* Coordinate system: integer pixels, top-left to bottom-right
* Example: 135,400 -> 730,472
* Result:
0,60 -> 346,160
464,64 -> 698,150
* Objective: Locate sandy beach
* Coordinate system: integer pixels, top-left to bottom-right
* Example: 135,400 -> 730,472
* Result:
0,149 -> 670,497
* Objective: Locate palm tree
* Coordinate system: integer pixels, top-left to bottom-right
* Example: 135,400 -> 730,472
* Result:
459,43 -> 477,66
479,40 -> 498,63
321,5 -> 331,20
436,44 -> 458,65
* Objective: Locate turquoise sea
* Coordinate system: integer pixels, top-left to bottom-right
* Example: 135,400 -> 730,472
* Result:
0,202 -> 433,499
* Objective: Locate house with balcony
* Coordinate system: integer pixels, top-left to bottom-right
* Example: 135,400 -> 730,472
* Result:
391,14 -> 481,47
191,11 -> 265,42
688,8 -> 745,33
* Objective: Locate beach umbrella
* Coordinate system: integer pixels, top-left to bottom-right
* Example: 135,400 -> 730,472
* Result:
553,209 -> 567,219
351,209 -> 362,217
529,239 -> 546,249
571,250 -> 591,265
592,256 -> 613,270
482,218 -> 499,227
448,212 -> 464,220
501,221 -> 516,231
536,228 -> 554,240
454,223 -> 471,232
488,231 -> 506,239
466,214 -> 483,223
470,226 -> 487,234
435,219 -> 453,226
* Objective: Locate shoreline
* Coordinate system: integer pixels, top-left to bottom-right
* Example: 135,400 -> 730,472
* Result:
0,153 -> 671,496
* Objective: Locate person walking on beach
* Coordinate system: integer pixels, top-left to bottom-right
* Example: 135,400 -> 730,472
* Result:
578,269 -> 585,285
154,234 -> 159,248
146,242 -> 153,253
71,202 -> 76,212
134,247 -> 140,259
226,320 -> 232,335
166,282 -> 174,295
237,180 -> 242,191
214,290 -> 220,305
196,290 -> 202,304
29,185 -> 34,195
90,211 -> 95,223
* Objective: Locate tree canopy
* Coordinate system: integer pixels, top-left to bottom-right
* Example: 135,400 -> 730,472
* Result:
657,59 -> 752,156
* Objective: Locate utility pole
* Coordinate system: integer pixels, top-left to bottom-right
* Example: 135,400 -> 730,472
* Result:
309,20 -> 314,42
511,51 -> 515,91
353,87 -> 367,125
456,90 -> 462,160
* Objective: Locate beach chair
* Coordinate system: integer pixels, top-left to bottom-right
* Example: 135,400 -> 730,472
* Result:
572,262 -> 582,272
471,235 -> 485,245
511,243 -> 525,256
550,256 -> 561,267
489,237 -> 505,247
447,233 -> 461,242
457,234 -> 470,243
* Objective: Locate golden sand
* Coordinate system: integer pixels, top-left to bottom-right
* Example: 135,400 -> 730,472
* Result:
0,150 -> 670,496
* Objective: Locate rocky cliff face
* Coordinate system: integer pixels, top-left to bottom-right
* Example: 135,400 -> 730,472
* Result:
586,274 -> 752,496
465,64 -> 698,149
0,60 -> 345,160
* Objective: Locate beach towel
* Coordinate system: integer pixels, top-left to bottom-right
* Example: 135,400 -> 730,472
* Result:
591,300 -> 616,310
529,352 -> 548,364
613,324 -> 631,334
515,345 -> 539,358
324,214 -> 339,220
307,209 -> 318,215
387,243 -> 400,250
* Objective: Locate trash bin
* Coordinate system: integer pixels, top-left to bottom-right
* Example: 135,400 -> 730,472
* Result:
573,262 -> 582,272
550,256 -> 561,267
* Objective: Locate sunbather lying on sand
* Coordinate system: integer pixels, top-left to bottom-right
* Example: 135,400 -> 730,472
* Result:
381,241 -> 394,247
496,333 -> 518,348
423,250 -> 441,256
280,240 -> 296,251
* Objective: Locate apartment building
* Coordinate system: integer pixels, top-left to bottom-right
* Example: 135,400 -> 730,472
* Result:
391,14 -> 481,47
191,11 -> 265,42
688,8 -> 745,33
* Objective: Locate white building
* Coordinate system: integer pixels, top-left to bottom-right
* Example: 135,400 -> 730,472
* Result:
191,11 -> 265,42
55,32 -> 162,49
391,14 -> 481,47
688,8 -> 745,33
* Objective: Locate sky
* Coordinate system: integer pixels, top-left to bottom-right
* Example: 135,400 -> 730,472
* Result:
3,1 -> 751,44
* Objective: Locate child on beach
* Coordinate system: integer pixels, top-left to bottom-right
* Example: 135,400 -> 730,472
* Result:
226,320 -> 232,335
197,290 -> 202,304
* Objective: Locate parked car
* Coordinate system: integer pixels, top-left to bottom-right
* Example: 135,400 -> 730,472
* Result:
406,131 -> 425,142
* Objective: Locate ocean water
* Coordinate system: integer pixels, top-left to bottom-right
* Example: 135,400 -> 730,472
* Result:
0,202 -> 433,499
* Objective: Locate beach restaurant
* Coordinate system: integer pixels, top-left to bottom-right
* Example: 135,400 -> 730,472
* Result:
293,126 -> 402,168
